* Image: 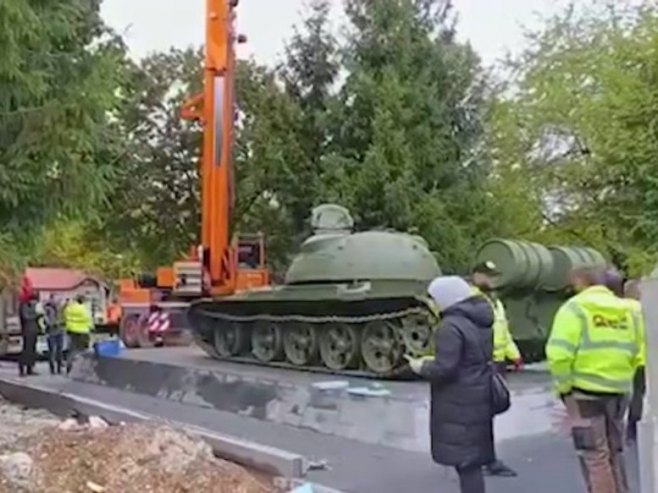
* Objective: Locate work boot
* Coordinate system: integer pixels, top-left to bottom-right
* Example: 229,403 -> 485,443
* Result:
483,460 -> 517,477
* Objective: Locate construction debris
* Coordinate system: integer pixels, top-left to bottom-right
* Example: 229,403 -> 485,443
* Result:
0,398 -> 280,492
0,400 -> 58,449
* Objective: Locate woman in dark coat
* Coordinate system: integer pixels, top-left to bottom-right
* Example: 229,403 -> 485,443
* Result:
407,276 -> 495,493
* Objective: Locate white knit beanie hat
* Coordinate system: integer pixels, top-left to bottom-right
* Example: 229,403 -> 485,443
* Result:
427,276 -> 472,311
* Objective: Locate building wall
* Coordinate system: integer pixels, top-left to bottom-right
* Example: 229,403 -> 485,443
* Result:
38,279 -> 109,324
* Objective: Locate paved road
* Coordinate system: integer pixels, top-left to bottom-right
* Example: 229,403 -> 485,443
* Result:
0,353 -> 641,493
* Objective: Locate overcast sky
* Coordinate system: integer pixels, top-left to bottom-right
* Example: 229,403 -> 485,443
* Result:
101,0 -> 577,68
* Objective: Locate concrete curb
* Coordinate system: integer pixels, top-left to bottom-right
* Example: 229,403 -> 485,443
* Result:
0,376 -> 305,478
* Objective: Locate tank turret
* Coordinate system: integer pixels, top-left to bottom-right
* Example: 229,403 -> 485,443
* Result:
286,231 -> 440,285
287,203 -> 440,284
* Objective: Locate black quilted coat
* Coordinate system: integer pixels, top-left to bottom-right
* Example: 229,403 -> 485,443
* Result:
420,296 -> 495,468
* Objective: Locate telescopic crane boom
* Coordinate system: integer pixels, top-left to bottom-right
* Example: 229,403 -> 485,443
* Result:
12,3 -> 261,355
116,0 -> 268,319
178,0 -> 268,297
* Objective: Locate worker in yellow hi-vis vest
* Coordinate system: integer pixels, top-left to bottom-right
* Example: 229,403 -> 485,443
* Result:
63,295 -> 93,375
470,261 -> 520,478
547,267 -> 639,493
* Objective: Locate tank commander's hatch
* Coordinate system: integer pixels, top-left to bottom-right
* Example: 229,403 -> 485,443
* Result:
310,204 -> 354,235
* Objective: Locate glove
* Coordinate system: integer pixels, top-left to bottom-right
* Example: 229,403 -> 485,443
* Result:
513,357 -> 524,372
404,354 -> 433,374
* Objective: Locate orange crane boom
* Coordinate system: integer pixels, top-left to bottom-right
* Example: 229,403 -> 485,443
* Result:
182,0 -> 241,296
114,0 -> 269,348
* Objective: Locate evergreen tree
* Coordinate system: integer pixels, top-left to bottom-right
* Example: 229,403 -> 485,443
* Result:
0,0 -> 126,282
327,0 -> 491,271
278,0 -> 340,233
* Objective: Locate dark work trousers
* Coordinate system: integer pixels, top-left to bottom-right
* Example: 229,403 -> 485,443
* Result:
47,331 -> 64,374
456,465 -> 486,493
19,329 -> 38,376
66,332 -> 90,374
627,367 -> 646,440
573,395 -> 629,493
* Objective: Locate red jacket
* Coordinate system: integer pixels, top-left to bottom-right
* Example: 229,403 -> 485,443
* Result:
19,276 -> 34,303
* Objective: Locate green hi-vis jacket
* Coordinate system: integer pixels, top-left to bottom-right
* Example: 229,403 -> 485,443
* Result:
471,287 -> 520,363
546,286 -> 641,396
64,301 -> 93,334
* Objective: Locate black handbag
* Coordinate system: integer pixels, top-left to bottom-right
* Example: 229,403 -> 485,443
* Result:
479,342 -> 511,416
489,363 -> 511,415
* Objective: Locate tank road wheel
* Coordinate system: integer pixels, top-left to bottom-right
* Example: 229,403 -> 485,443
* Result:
283,322 -> 319,366
213,321 -> 248,357
192,317 -> 219,358
319,323 -> 360,371
361,320 -> 403,375
251,321 -> 284,362
399,313 -> 434,357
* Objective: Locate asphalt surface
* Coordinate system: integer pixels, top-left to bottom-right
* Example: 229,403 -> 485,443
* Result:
0,351 -> 642,493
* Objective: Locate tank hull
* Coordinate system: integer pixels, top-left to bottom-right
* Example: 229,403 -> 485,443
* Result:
187,280 -> 438,378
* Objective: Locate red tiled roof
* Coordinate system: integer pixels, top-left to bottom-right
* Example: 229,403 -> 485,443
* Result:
24,267 -> 99,291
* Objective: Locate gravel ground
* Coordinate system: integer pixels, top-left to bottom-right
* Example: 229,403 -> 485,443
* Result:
0,398 -> 58,449
0,398 -> 278,493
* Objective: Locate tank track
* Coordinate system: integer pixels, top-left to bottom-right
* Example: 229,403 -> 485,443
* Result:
188,301 -> 437,379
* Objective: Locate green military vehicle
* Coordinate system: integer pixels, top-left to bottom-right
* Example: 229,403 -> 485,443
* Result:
188,204 -> 441,377
188,203 -> 608,375
475,238 -> 608,362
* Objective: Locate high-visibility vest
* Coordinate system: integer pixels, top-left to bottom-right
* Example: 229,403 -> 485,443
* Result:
546,286 -> 640,395
624,298 -> 646,368
64,302 -> 93,334
471,287 -> 520,363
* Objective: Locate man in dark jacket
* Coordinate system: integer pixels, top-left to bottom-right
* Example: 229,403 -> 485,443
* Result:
18,291 -> 44,377
469,261 -> 519,477
44,295 -> 64,374
406,276 -> 495,493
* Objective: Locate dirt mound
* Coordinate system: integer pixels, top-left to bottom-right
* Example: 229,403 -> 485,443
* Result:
0,421 -> 276,493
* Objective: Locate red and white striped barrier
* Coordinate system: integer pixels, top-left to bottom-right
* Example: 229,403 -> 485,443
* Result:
146,312 -> 171,334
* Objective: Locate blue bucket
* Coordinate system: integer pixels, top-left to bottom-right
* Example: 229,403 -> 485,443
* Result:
94,339 -> 121,358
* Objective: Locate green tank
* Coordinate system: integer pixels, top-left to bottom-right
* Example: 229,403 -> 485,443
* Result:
475,238 -> 608,362
187,204 -> 441,376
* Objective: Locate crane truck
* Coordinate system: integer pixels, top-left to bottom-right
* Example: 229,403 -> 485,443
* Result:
116,0 -> 270,348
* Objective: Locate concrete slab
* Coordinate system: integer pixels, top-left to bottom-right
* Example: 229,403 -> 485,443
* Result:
69,348 -> 562,452
0,375 -> 306,479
